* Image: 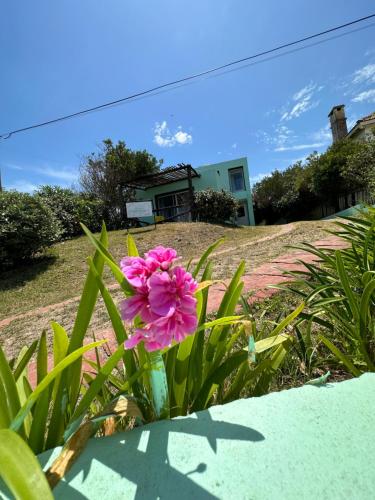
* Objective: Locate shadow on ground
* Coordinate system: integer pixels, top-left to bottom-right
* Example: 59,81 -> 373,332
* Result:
40,411 -> 265,499
0,254 -> 57,291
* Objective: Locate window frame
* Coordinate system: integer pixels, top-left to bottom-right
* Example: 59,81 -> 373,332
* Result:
228,166 -> 246,192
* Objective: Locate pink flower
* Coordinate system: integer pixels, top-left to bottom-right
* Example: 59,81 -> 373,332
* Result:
120,285 -> 155,323
145,246 -> 177,271
125,306 -> 198,351
120,257 -> 150,288
148,268 -> 197,316
120,246 -> 198,352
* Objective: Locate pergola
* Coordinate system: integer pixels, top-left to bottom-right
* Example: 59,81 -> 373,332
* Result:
122,163 -> 200,191
122,163 -> 200,222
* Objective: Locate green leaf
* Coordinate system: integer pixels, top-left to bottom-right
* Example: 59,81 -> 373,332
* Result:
88,258 -> 140,394
319,335 -> 361,377
28,332 -> 50,454
192,351 -> 248,411
0,344 -> 23,436
0,429 -> 53,500
127,233 -> 139,257
192,238 -> 225,278
335,251 -> 360,321
69,344 -> 127,428
10,340 -> 106,433
12,341 -> 38,382
81,222 -> 133,295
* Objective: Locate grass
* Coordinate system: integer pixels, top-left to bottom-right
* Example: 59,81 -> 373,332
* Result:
0,220 -> 335,356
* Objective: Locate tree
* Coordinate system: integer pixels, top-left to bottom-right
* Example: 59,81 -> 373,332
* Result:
308,140 -> 363,211
80,139 -> 162,227
252,162 -> 318,224
342,140 -> 375,199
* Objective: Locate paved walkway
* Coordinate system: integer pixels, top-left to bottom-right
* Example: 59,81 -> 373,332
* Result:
25,234 -> 346,386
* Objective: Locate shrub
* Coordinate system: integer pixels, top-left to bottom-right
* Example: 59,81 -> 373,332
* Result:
35,186 -> 105,238
194,188 -> 239,223
0,191 -> 61,267
284,208 -> 375,376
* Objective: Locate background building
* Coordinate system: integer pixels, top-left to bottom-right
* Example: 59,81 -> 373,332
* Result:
129,157 -> 255,226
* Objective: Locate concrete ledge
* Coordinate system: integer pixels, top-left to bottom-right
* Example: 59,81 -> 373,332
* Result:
3,375 -> 375,499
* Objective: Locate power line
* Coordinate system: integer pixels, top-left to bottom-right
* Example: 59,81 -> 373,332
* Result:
1,13 -> 375,140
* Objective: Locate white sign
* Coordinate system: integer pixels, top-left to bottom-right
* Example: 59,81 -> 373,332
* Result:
126,201 -> 153,218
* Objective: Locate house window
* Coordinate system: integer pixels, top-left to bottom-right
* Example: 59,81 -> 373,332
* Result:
156,190 -> 191,222
229,167 -> 245,192
237,205 -> 245,218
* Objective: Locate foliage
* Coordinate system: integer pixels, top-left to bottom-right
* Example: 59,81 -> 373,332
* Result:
253,162 -> 318,223
79,139 -> 162,228
0,191 -> 61,268
283,208 -> 375,376
0,220 -> 303,493
309,139 -> 363,210
0,429 -> 53,499
194,188 -> 239,224
343,140 -> 375,198
36,185 -> 105,238
252,139 -> 373,224
81,226 -> 299,419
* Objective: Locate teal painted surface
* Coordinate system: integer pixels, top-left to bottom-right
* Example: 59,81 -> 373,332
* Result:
323,204 -> 373,220
148,351 -> 169,419
6,374 -> 370,500
136,157 -> 255,225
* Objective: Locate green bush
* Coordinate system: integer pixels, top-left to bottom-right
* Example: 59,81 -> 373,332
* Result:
194,188 -> 239,223
35,186 -> 104,238
0,191 -> 61,267
284,208 -> 375,376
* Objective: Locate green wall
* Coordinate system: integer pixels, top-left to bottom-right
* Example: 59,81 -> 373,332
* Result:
28,374 -> 375,500
136,157 -> 255,225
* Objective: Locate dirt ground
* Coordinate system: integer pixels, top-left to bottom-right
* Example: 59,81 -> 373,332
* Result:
0,220 -> 335,357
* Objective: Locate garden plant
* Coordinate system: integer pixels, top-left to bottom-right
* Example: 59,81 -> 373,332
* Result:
0,208 -> 374,497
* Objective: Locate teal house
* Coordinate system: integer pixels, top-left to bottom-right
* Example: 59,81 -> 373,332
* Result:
126,157 -> 255,226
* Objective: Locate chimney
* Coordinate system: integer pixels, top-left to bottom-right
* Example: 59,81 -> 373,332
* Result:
328,105 -> 348,143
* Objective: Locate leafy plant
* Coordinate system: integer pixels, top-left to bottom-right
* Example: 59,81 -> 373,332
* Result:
0,429 -> 53,499
282,209 -> 375,376
35,185 -> 105,238
194,188 -> 239,224
0,226 -> 130,456
0,190 -> 61,268
81,224 -> 300,419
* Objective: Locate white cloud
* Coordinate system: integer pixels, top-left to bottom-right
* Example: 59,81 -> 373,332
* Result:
250,172 -> 271,185
292,82 -> 316,101
4,163 -> 78,182
153,121 -> 192,147
364,48 -> 375,57
352,64 -> 375,85
352,89 -> 375,103
6,180 -> 38,193
274,142 -> 324,152
34,166 -> 78,182
174,129 -> 192,145
231,143 -> 237,149
310,123 -> 331,143
280,82 -> 322,122
5,163 -> 24,171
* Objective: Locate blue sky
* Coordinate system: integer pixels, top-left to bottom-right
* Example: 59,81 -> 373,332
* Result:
1,1 -> 375,192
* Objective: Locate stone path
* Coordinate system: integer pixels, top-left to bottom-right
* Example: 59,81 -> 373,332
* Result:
23,233 -> 347,386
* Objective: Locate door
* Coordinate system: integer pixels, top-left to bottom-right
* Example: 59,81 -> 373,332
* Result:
236,201 -> 249,225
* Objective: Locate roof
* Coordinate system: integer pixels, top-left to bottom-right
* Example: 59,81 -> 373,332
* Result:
123,163 -> 200,190
360,111 -> 375,123
347,110 -> 375,137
